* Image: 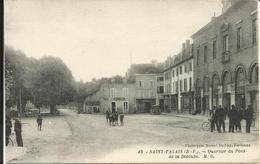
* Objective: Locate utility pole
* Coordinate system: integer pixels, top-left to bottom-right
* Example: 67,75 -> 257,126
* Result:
19,87 -> 22,121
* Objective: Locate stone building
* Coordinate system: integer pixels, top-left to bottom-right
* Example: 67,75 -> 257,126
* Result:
99,77 -> 136,114
83,90 -> 100,113
135,74 -> 158,113
156,73 -> 164,111
163,40 -> 195,113
125,62 -> 164,113
191,0 -> 258,117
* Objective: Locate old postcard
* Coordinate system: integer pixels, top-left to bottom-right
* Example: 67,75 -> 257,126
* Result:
4,0 -> 259,163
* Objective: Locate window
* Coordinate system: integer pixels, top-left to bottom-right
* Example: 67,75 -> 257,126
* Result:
180,66 -> 182,75
165,72 -> 170,80
172,82 -> 174,92
176,69 -> 179,76
161,77 -> 164,81
237,27 -> 242,49
150,81 -> 153,87
184,79 -> 187,91
184,64 -> 187,73
172,70 -> 175,77
223,34 -> 229,52
157,77 -> 164,81
204,45 -> 208,63
253,19 -> 257,44
110,88 -> 115,98
197,49 -> 200,65
213,40 -> 216,59
175,81 -> 178,92
157,86 -> 164,93
124,102 -> 128,111
138,81 -> 142,87
190,77 -> 192,91
123,88 -> 128,97
189,63 -> 192,71
180,80 -> 183,92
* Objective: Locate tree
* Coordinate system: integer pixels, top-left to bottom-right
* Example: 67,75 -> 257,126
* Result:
31,57 -> 76,114
5,46 -> 35,111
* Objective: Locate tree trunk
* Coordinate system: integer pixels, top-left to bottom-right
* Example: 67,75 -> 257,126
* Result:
50,104 -> 56,114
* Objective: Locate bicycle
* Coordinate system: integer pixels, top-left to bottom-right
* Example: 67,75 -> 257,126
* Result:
7,133 -> 16,146
202,119 -> 211,131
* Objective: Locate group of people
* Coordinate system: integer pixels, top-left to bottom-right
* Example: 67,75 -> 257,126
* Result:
210,104 -> 254,133
5,116 -> 23,147
5,113 -> 43,147
106,111 -> 124,126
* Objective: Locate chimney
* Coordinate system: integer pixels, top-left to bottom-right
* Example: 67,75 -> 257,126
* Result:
186,40 -> 190,50
221,0 -> 239,14
182,43 -> 185,55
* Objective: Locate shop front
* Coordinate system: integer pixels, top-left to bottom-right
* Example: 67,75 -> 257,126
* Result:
235,67 -> 246,109
212,74 -> 220,108
136,98 -> 156,113
222,71 -> 233,109
181,92 -> 194,113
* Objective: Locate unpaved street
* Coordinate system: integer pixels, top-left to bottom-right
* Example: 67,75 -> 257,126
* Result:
7,109 -> 259,163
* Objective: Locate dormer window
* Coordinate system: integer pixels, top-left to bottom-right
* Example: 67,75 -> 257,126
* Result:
223,34 -> 229,52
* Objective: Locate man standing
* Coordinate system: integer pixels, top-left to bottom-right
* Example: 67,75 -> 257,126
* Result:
37,114 -> 43,131
14,118 -> 23,147
217,105 -> 226,133
115,112 -> 119,125
120,114 -> 124,126
244,105 -> 253,133
6,116 -> 12,146
106,110 -> 110,123
228,105 -> 237,133
210,106 -> 218,132
236,107 -> 243,132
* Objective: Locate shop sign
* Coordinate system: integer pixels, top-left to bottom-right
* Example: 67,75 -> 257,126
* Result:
237,80 -> 248,87
246,85 -> 258,91
236,86 -> 245,94
223,83 -> 235,93
113,97 -> 125,101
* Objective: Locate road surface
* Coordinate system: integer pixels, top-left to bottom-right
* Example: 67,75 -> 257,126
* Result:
7,109 -> 259,163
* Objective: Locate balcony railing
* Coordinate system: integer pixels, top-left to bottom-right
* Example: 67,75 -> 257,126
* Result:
222,51 -> 230,63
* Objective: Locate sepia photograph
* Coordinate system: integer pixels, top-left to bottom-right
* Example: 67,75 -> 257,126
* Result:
4,0 -> 259,163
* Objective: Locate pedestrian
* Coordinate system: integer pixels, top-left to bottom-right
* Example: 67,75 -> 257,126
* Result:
106,110 -> 110,123
6,116 -> 12,146
112,113 -> 115,126
14,118 -> 23,147
244,105 -> 253,133
37,114 -> 43,131
115,112 -> 119,125
210,107 -> 218,132
216,105 -> 226,133
120,114 -> 124,126
209,106 -> 215,117
108,113 -> 112,125
228,105 -> 237,133
235,107 -> 243,132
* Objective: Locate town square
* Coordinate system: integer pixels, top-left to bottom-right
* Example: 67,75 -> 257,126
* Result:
4,0 -> 259,163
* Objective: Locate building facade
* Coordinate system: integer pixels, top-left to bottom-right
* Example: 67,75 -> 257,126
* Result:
163,40 -> 195,113
83,91 -> 101,113
156,73 -> 164,111
191,0 -> 258,118
100,78 -> 136,114
135,74 -> 159,113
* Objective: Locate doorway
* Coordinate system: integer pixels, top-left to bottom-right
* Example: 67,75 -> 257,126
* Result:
250,91 -> 259,114
223,93 -> 231,109
111,102 -> 116,113
144,102 -> 151,112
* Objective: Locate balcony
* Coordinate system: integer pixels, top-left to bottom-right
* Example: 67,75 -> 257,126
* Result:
222,51 -> 230,63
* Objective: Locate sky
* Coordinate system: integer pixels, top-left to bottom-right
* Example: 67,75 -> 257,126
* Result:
5,0 -> 223,82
